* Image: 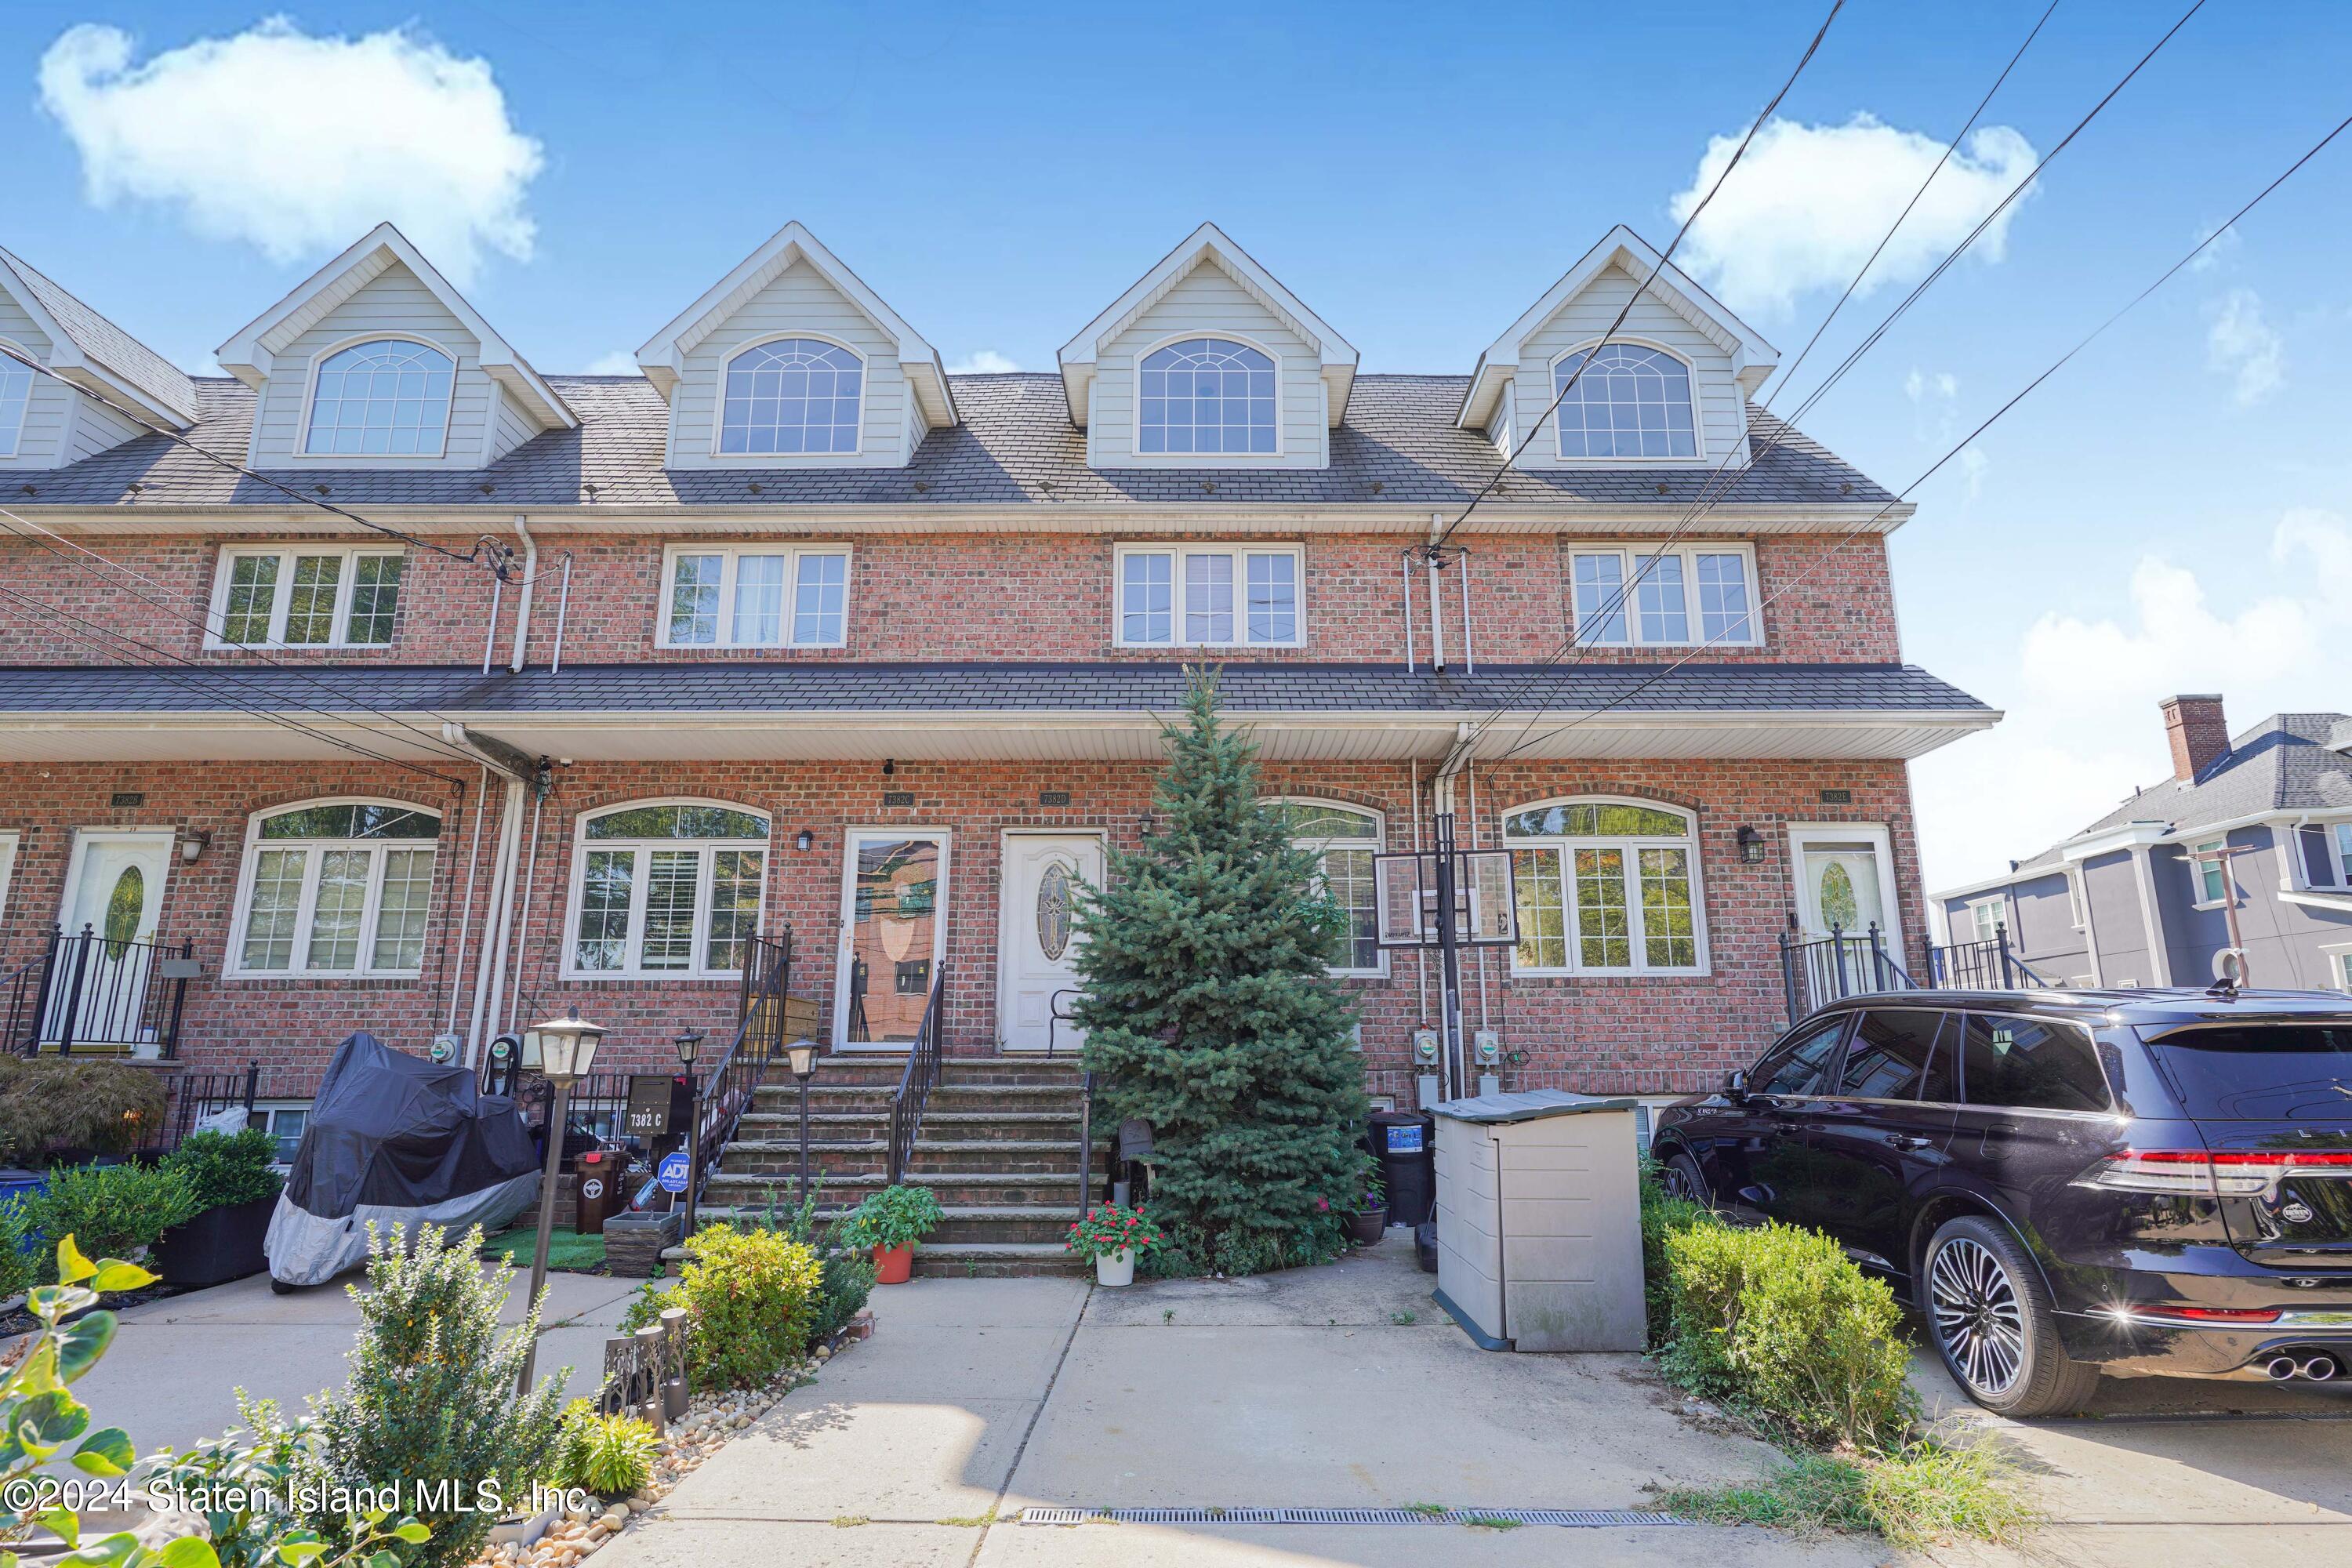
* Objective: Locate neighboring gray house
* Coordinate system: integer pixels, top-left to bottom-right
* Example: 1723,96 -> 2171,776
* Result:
1932,695 -> 2352,993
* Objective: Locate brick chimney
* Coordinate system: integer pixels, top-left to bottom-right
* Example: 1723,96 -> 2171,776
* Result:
2161,694 -> 2230,782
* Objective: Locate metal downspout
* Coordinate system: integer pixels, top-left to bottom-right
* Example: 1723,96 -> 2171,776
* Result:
509,515 -> 536,673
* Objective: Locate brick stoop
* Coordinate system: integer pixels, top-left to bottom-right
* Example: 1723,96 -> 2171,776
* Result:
702,1052 -> 1098,1277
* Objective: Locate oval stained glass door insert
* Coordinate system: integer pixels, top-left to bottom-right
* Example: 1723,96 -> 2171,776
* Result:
103,865 -> 145,953
1817,862 -> 1859,931
1036,862 -> 1073,962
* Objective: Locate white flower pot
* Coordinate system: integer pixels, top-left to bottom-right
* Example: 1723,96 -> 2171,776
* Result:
1094,1247 -> 1135,1287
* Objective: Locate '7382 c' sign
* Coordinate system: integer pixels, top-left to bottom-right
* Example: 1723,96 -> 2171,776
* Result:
624,1075 -> 678,1138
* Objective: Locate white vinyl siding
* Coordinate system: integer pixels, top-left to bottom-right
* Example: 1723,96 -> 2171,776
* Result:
1512,263 -> 1746,467
207,545 -> 406,649
247,260 -> 492,467
0,292 -> 71,468
1091,262 -> 1327,469
658,545 -> 851,648
1567,542 -> 1759,648
1115,543 -> 1303,648
665,261 -> 911,470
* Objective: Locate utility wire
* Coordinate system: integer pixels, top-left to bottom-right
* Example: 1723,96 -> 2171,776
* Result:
1428,0 -> 1846,554
1482,107 -> 2352,768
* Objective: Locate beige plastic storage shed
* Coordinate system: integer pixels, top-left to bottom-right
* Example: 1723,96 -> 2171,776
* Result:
1431,1090 -> 1644,1352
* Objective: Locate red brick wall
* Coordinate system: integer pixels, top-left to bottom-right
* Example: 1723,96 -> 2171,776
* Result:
0,753 -> 1923,1102
0,529 -> 1901,668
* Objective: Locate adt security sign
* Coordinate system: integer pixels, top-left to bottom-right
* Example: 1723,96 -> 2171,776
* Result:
657,1151 -> 691,1194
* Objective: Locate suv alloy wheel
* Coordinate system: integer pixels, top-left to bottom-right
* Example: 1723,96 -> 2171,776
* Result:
1922,1215 -> 2100,1417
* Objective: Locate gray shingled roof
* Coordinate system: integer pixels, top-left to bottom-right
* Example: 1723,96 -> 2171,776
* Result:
2016,711 -> 2352,870
15,372 -> 1896,511
0,660 -> 1985,715
0,246 -> 198,424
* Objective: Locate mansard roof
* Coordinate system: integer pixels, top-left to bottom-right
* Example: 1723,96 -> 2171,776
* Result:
0,243 -> 197,426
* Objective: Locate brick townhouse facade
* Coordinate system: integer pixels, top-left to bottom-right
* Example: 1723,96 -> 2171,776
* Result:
0,219 -> 1995,1130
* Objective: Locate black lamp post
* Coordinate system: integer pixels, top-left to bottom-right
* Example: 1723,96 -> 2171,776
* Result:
517,1012 -> 604,1395
788,1039 -> 820,1205
674,1029 -> 705,1238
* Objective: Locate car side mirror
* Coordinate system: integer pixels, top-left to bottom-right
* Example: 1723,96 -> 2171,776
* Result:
1723,1069 -> 1749,1103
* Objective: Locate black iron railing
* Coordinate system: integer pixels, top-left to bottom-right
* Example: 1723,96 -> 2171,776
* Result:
161,1060 -> 267,1152
682,930 -> 794,1231
884,967 -> 948,1187
13,925 -> 195,1058
1921,927 -> 2057,991
1779,921 -> 2062,1025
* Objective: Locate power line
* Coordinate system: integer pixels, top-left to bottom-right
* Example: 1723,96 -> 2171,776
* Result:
1483,107 -> 2352,768
0,340 -> 512,573
1428,0 -> 1847,554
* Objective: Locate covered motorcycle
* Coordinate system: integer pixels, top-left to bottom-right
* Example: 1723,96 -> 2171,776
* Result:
265,1032 -> 540,1287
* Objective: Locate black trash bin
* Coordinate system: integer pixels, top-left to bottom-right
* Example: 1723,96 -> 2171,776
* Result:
1366,1110 -> 1436,1228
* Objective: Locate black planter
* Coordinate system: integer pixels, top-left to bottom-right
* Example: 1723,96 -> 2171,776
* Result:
154,1195 -> 274,1288
1348,1207 -> 1388,1246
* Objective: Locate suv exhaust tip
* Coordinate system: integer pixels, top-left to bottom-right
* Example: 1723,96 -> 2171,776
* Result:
2303,1356 -> 2339,1382
2267,1355 -> 2300,1381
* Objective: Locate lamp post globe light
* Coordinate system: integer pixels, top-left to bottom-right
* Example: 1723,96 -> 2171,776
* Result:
516,1014 -> 604,1394
675,1030 -> 705,1238
789,1040 -> 820,1206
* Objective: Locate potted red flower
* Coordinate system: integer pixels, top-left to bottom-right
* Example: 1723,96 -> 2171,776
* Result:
1065,1203 -> 1160,1286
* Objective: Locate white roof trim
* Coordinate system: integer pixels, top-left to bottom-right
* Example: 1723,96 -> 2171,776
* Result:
213,223 -> 575,430
1057,223 -> 1360,427
1457,226 -> 1779,429
633,221 -> 956,427
0,249 -> 197,428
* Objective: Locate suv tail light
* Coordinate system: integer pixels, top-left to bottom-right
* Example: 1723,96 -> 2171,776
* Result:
2079,1148 -> 2352,1197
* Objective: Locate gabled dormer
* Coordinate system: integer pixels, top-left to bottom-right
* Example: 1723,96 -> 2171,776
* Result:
634,222 -> 956,470
1460,226 -> 1776,469
0,243 -> 194,470
1059,223 -> 1357,470
216,222 -> 574,470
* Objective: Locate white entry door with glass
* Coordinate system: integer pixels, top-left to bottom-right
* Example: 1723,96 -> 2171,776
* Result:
1789,825 -> 1903,1007
998,833 -> 1102,1053
45,829 -> 174,1053
836,829 -> 949,1051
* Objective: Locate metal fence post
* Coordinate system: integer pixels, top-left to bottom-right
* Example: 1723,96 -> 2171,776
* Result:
54,925 -> 95,1056
1829,924 -> 1849,1001
1996,924 -> 2013,988
1867,922 -> 1886,991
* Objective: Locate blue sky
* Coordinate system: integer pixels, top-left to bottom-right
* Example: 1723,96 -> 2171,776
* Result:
5,1 -> 2350,895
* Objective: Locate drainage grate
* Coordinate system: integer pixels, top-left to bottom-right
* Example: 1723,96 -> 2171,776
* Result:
1017,1506 -> 1686,1528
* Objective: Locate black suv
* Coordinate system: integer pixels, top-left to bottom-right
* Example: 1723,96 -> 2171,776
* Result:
1651,988 -> 2352,1417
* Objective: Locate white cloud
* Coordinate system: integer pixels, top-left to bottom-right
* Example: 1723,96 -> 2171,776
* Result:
1668,114 -> 2038,318
947,350 -> 1020,375
1955,445 -> 1989,500
2206,287 -> 2283,405
2187,223 -> 2241,274
585,350 -> 640,376
38,19 -> 543,285
1911,512 -> 2352,891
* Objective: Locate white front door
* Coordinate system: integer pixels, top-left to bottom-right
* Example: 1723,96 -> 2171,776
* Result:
834,829 -> 949,1051
998,833 -> 1102,1054
48,829 -> 172,1049
1796,840 -> 1893,939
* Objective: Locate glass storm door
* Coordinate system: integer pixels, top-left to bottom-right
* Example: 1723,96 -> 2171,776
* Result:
1799,842 -> 1890,938
835,830 -> 949,1051
998,834 -> 1102,1053
46,830 -> 172,1049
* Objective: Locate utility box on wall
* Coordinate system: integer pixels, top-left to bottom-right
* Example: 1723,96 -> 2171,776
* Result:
1430,1090 -> 1644,1352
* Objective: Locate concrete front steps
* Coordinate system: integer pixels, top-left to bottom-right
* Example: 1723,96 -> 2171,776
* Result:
701,1052 -> 1101,1277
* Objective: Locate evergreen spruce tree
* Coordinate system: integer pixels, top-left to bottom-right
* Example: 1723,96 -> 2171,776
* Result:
1072,668 -> 1371,1275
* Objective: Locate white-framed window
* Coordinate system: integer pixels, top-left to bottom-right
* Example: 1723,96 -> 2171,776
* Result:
249,1102 -> 313,1164
1552,343 -> 1698,459
1504,798 -> 1707,975
0,339 -> 31,459
2334,823 -> 2352,886
2329,948 -> 2352,995
1115,543 -> 1302,648
566,801 -> 769,979
302,338 -> 454,457
1567,543 -> 1757,648
1138,336 -> 1277,456
2066,871 -> 2088,930
1962,899 -> 2005,943
1268,799 -> 1385,976
227,800 -> 441,978
717,337 -> 863,456
0,829 -> 18,918
2192,839 -> 2227,905
208,545 -> 405,649
659,545 -> 851,648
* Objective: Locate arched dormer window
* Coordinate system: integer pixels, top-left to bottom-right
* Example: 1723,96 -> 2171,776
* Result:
229,800 -> 443,976
1503,797 -> 1705,975
1138,337 -> 1276,455
0,339 -> 31,458
718,338 -> 864,455
1268,798 -> 1383,975
303,338 -> 455,456
1552,343 -> 1697,459
567,800 -> 769,978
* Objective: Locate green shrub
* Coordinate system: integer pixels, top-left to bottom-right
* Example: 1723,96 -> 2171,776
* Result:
1656,1441 -> 2034,1550
552,1399 -> 659,1497
0,1057 -> 169,1162
838,1184 -> 942,1252
299,1223 -> 569,1567
1637,1162 -> 1715,1350
163,1127 -> 285,1211
1660,1219 -> 1918,1451
766,1189 -> 875,1351
670,1222 -> 823,1388
28,1161 -> 196,1272
0,1197 -> 35,1302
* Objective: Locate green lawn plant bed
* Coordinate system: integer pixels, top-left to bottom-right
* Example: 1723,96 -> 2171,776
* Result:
483,1225 -> 608,1272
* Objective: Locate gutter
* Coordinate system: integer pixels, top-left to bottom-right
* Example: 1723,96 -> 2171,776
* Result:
508,515 -> 536,673
441,723 -> 542,1068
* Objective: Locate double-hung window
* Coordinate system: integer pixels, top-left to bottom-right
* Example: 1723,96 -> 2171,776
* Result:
230,801 -> 441,977
1567,543 -> 1756,648
1269,800 -> 1384,975
660,546 -> 851,648
1505,799 -> 1706,975
2192,840 -> 2228,905
568,803 -> 768,978
209,546 -> 405,648
1116,544 -> 1301,648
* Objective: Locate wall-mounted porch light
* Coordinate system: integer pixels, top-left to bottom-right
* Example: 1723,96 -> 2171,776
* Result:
795,829 -> 815,852
178,829 -> 211,864
1737,826 -> 1767,866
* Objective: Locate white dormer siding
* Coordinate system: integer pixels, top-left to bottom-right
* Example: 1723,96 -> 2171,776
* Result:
0,289 -> 145,469
1511,262 -> 1748,468
1087,262 -> 1327,469
662,260 -> 914,470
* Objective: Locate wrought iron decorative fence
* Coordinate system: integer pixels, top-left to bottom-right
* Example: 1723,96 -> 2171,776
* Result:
9,925 -> 194,1058
682,929 -> 794,1229
884,967 -> 948,1186
1778,921 -> 2062,1026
